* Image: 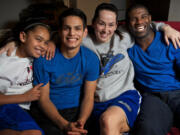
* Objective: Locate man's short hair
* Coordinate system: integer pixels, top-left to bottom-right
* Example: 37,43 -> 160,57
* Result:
125,4 -> 150,24
58,8 -> 87,30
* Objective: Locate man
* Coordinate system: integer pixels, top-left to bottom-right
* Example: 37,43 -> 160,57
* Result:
126,4 -> 180,135
32,8 -> 100,135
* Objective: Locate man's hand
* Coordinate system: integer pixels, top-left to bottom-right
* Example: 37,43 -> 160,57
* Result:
0,42 -> 16,56
76,120 -> 85,129
64,121 -> 87,135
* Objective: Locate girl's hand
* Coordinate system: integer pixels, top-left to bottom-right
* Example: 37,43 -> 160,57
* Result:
42,41 -> 56,60
23,83 -> 43,102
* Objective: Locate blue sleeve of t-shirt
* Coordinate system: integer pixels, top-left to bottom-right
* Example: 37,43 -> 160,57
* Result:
33,57 -> 50,86
85,52 -> 100,81
175,49 -> 180,70
168,43 -> 180,70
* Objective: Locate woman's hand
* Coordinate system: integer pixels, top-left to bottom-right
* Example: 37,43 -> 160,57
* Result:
163,24 -> 180,49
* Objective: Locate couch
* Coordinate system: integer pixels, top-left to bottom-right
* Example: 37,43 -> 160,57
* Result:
163,21 -> 180,31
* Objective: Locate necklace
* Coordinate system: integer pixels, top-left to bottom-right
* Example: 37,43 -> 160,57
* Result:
98,35 -> 114,67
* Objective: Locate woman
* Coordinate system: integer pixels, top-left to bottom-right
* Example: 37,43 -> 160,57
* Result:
0,18 -> 50,135
83,3 -> 140,135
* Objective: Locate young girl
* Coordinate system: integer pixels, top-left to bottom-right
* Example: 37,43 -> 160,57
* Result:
0,18 -> 50,135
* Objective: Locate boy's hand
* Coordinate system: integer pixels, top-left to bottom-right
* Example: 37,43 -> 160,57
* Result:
0,42 -> 16,56
65,121 -> 87,135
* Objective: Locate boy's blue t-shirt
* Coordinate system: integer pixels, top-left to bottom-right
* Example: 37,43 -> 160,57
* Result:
33,46 -> 100,110
128,31 -> 180,92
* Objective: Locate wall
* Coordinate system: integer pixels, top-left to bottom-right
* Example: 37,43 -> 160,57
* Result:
0,0 -> 29,29
76,0 -> 126,24
76,0 -> 110,25
0,0 -> 179,29
168,0 -> 180,21
110,0 -> 126,21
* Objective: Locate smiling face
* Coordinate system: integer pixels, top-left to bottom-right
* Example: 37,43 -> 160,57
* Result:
59,16 -> 87,50
128,7 -> 152,39
93,10 -> 117,43
20,25 -> 50,58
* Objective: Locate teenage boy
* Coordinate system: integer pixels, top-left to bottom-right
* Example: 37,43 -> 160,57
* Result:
126,4 -> 180,135
32,8 -> 100,135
